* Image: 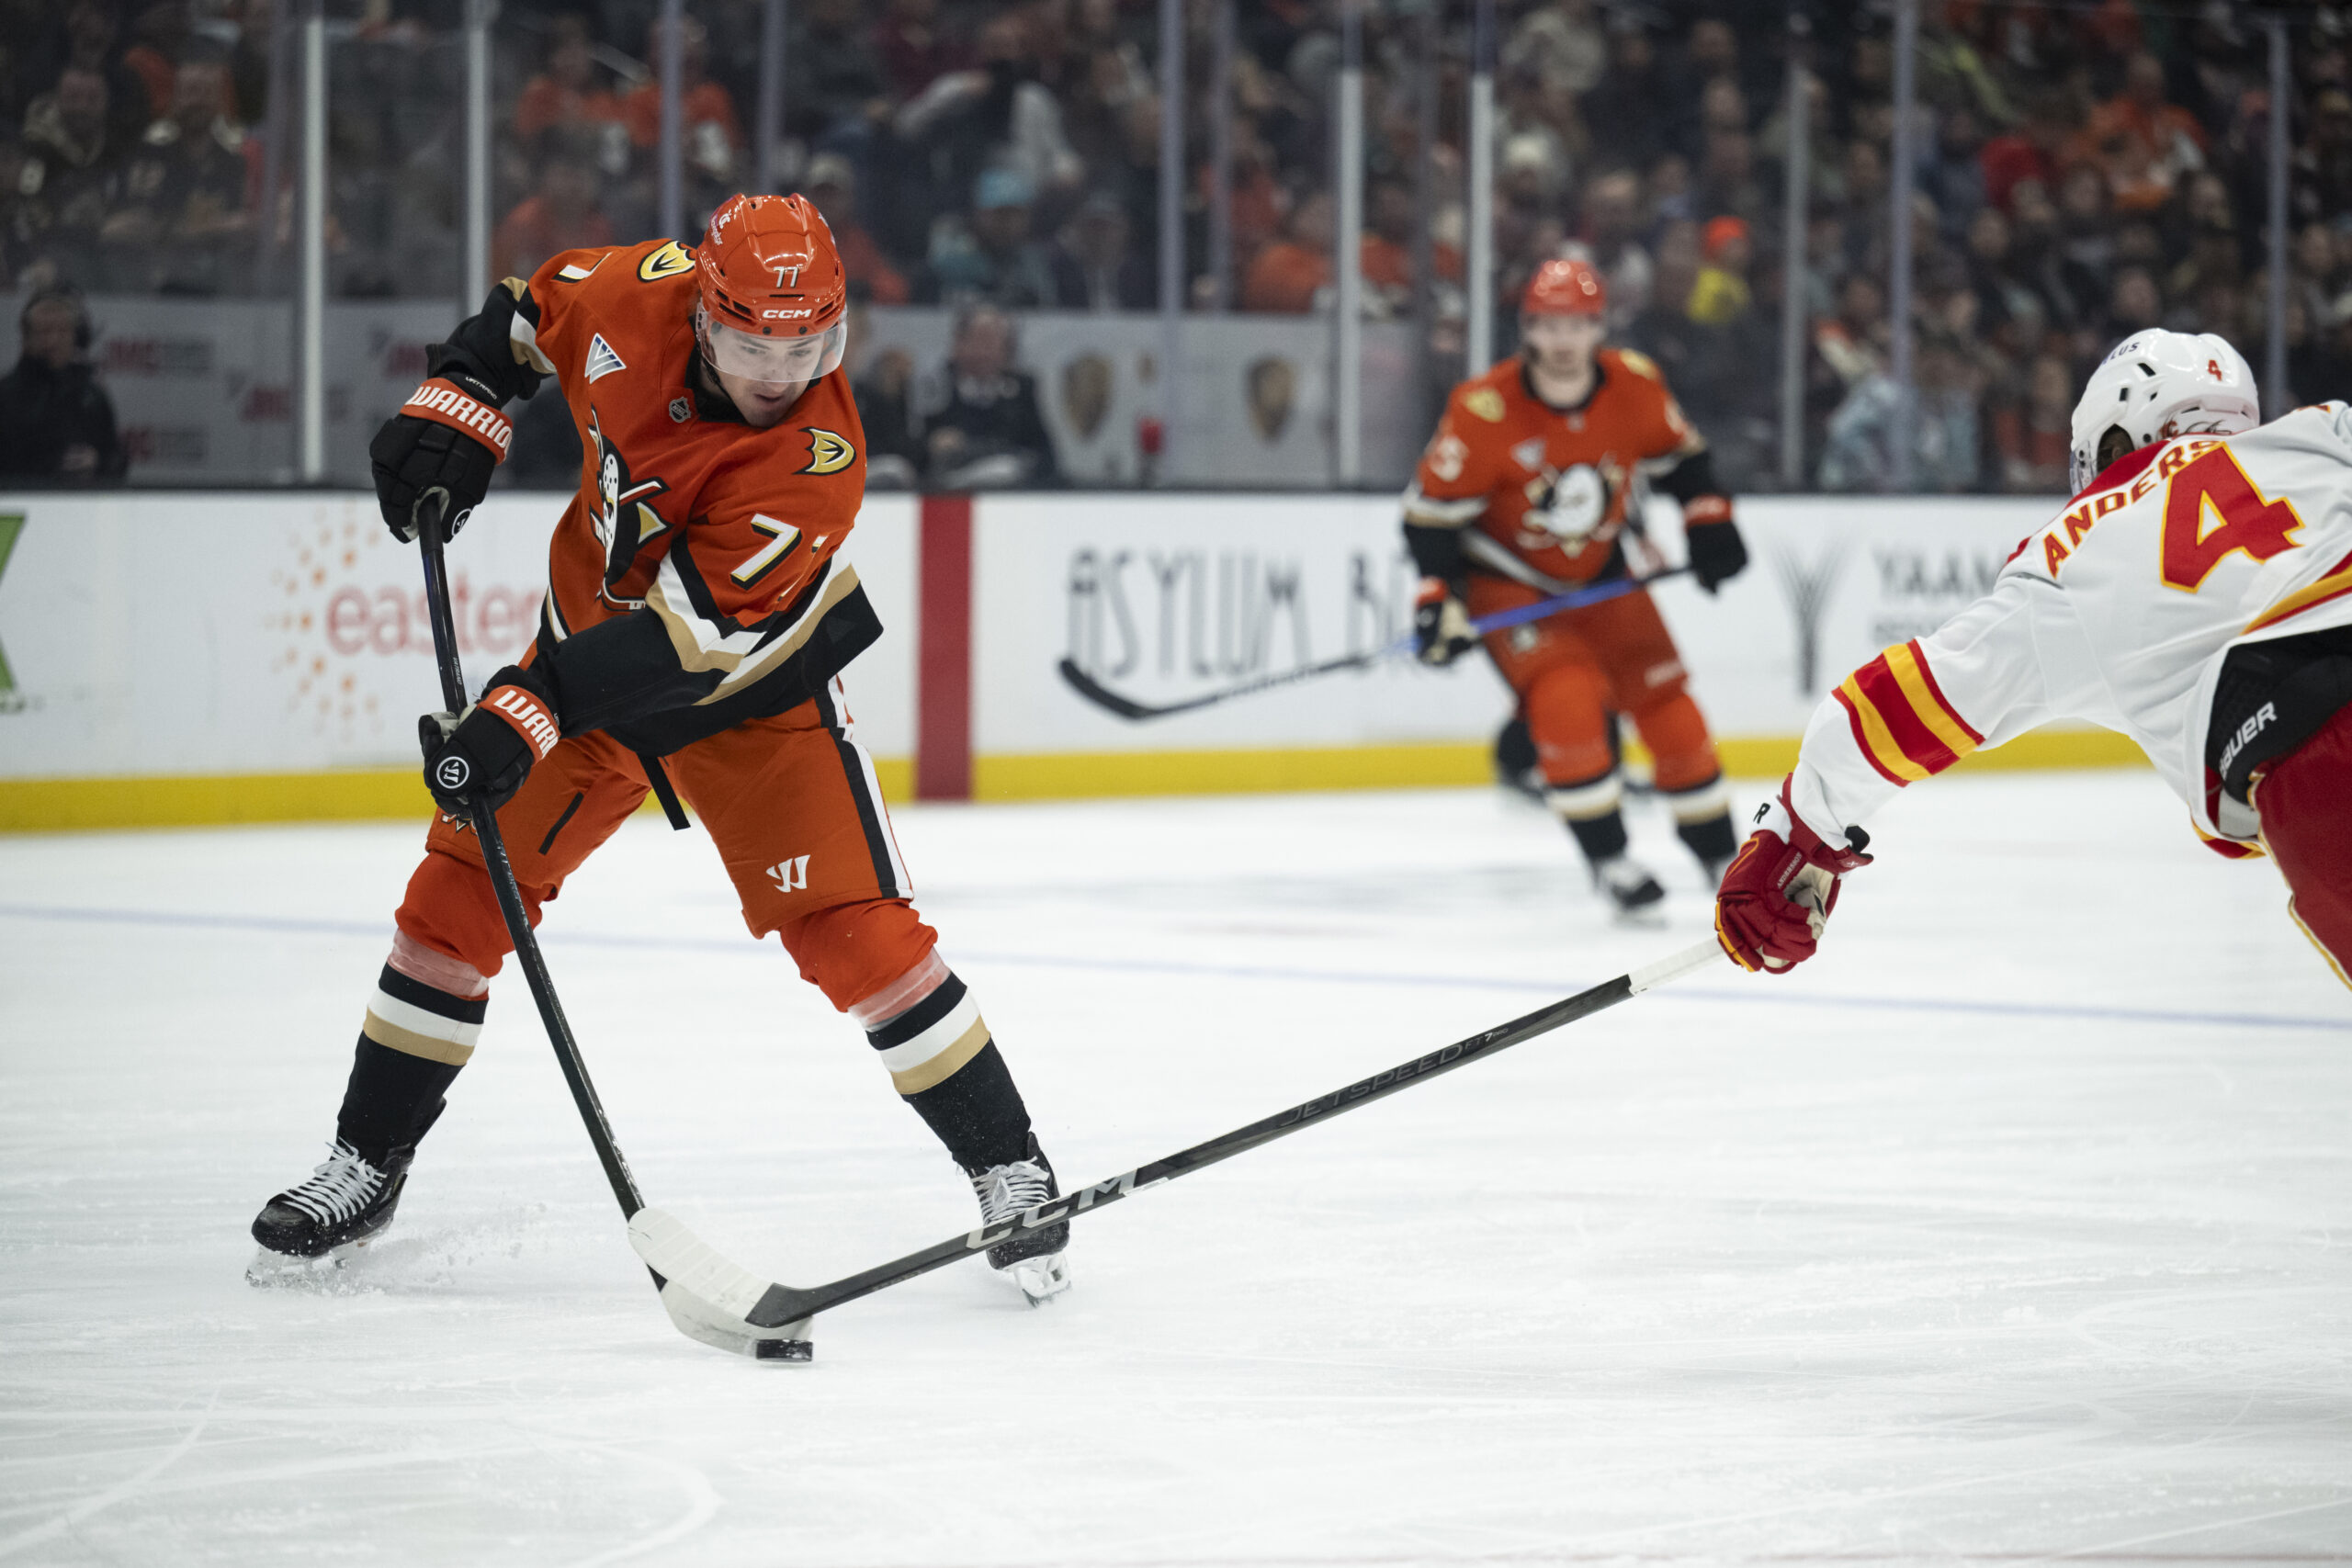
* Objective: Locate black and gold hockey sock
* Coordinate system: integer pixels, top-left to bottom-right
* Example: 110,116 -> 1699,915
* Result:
1676,809 -> 1738,866
864,966 -> 1033,1172
335,964 -> 481,1166
1560,807 -> 1630,864
1662,771 -> 1738,866
904,1043 -> 1033,1175
1546,767 -> 1629,865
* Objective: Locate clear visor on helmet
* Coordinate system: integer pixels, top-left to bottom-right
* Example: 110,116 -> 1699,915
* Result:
698,310 -> 846,386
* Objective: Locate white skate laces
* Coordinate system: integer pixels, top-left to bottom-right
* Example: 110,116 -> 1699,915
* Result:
970,1157 -> 1054,1224
969,1156 -> 1072,1304
279,1140 -> 390,1226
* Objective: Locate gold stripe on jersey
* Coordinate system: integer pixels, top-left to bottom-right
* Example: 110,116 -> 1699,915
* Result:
2245,558 -> 2352,634
1835,671 -> 1932,784
642,554 -> 865,704
1883,642 -> 1981,763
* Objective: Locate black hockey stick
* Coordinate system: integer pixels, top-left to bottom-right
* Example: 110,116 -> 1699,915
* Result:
629,937 -> 1724,1345
1057,566 -> 1693,722
413,493 -> 809,1361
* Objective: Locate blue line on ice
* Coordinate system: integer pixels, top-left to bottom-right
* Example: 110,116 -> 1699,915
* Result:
3,900 -> 2344,1034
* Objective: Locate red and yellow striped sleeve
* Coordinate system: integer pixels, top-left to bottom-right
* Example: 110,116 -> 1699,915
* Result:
1829,639 -> 1986,785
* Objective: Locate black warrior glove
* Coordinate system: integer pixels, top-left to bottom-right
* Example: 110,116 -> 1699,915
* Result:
421,665 -> 560,816
1413,578 -> 1478,666
1683,513 -> 1748,594
369,377 -> 514,543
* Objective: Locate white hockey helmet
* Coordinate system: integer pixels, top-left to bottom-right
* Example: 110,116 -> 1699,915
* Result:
2068,329 -> 2260,493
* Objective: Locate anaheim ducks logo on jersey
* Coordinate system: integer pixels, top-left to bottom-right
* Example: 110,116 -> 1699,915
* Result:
800,427 -> 856,476
638,240 -> 695,281
1517,459 -> 1625,547
587,407 -> 671,602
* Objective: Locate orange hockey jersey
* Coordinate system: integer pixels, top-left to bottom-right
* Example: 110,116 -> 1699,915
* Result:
1402,349 -> 1722,589
435,237 -> 878,756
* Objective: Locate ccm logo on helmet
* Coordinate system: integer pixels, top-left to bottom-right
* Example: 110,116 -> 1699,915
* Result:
762,307 -> 814,320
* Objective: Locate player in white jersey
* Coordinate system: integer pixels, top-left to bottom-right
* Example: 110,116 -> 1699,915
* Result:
1713,330 -> 2352,988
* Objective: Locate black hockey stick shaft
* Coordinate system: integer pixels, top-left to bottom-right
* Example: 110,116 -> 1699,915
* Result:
414,494 -> 648,1222
737,940 -> 1721,1329
1058,567 -> 1694,722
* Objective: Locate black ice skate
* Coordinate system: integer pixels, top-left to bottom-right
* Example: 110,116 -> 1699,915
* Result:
247,1139 -> 414,1280
966,1134 -> 1071,1305
1592,853 -> 1667,920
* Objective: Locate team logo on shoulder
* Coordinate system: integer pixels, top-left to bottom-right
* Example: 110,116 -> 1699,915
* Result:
638,241 -> 695,281
556,256 -> 605,282
1464,388 -> 1507,423
584,334 -> 626,383
799,428 -> 856,476
1615,348 -> 1661,380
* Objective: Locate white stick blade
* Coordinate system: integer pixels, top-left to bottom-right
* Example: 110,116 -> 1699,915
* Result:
628,1206 -> 777,1320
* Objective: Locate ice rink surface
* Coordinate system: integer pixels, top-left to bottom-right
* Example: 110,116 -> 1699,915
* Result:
2,771 -> 2348,1567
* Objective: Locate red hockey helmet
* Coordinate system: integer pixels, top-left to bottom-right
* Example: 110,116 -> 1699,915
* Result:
694,192 -> 848,384
1521,257 -> 1607,318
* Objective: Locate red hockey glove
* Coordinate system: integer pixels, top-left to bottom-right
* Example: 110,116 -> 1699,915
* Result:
370,376 -> 513,544
1413,578 -> 1477,666
1713,780 -> 1872,974
420,665 -> 560,816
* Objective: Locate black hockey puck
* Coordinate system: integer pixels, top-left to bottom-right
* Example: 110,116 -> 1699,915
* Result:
754,1337 -> 814,1362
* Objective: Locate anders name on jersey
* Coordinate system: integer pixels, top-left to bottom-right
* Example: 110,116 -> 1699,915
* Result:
1715,329 -> 2352,991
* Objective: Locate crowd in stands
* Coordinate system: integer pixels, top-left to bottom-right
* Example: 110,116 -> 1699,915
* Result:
6,0 -> 2352,491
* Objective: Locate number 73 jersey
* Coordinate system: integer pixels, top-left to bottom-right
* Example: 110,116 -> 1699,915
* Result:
1790,403 -> 2352,851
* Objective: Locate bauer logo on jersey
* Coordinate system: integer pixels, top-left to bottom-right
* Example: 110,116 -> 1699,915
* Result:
638,240 -> 695,281
799,428 -> 856,476
583,334 -> 627,383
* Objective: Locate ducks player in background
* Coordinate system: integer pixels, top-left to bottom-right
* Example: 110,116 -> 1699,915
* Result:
1717,330 -> 2352,990
247,194 -> 1072,1303
1404,258 -> 1752,915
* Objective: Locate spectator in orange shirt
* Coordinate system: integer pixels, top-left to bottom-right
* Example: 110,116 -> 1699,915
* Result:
1358,180 -> 1463,313
804,152 -> 909,305
623,17 -> 742,175
2080,52 -> 2205,191
515,18 -> 625,147
492,135 -> 614,282
1242,192 -> 1333,314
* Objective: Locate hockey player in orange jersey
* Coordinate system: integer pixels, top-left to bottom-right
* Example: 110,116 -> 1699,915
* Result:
248,194 -> 1071,1304
1404,258 -> 1751,914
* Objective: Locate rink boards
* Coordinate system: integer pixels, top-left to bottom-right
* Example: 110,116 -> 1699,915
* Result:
0,489 -> 2141,829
